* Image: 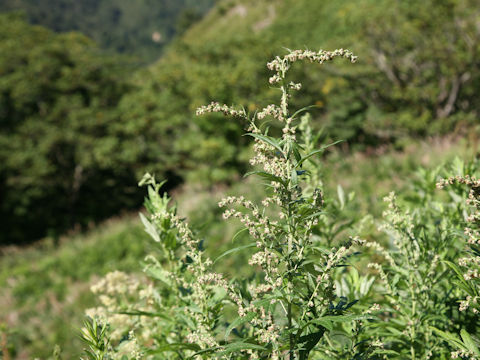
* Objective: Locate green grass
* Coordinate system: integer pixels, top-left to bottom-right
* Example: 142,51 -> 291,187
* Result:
0,216 -> 151,359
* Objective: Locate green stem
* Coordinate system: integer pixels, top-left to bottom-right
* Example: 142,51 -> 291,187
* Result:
288,298 -> 293,359
409,273 -> 416,360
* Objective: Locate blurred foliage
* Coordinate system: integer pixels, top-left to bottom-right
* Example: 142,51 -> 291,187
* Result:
346,0 -> 480,141
0,0 -> 215,63
123,0 -> 479,182
0,14 -> 147,244
1,0 -> 480,243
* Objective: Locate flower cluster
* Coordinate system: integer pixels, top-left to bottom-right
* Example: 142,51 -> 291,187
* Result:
206,49 -> 378,358
451,349 -> 478,360
438,175 -> 480,314
257,104 -> 283,121
86,272 -> 157,344
267,48 -> 357,84
365,190 -> 453,356
195,101 -> 246,118
86,49 -> 379,359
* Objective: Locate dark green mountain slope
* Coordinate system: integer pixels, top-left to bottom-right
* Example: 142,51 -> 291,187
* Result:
0,0 -> 214,62
0,14 -> 143,245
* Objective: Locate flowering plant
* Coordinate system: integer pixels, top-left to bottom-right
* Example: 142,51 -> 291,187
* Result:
81,49 -> 391,359
80,47 -> 480,360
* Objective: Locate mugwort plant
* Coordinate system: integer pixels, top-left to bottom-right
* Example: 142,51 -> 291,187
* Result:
83,48 -> 386,359
81,49 -> 480,359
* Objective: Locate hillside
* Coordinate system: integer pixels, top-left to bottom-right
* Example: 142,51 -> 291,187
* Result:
125,0 -> 479,184
1,0 -> 478,245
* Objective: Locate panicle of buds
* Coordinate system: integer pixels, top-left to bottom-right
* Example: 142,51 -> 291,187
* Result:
196,101 -> 246,118
257,104 -> 283,121
439,174 -> 480,314
267,48 -> 357,84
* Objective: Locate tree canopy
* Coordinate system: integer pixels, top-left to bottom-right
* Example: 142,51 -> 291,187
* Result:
0,14 -> 141,244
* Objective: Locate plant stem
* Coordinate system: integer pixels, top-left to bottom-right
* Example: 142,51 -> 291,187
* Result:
288,299 -> 293,359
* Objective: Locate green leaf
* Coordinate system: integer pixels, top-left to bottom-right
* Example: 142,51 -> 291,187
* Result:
225,312 -> 256,340
302,211 -> 325,221
244,170 -> 287,187
144,266 -> 172,287
298,330 -> 326,360
231,227 -> 248,242
148,342 -> 201,354
292,143 -> 302,163
213,242 -> 257,264
309,318 -> 333,331
313,314 -> 371,324
461,329 -> 480,355
291,168 -> 298,187
443,260 -> 473,293
116,309 -> 170,320
219,342 -> 267,355
188,347 -> 221,358
295,140 -> 343,168
139,212 -> 160,242
430,327 -> 467,350
290,105 -> 319,120
245,133 -> 284,154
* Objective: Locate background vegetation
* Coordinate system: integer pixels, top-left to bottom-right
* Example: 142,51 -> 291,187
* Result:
0,0 -> 479,358
0,0 -> 214,62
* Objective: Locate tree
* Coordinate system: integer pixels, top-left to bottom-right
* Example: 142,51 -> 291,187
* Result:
0,14 -> 141,244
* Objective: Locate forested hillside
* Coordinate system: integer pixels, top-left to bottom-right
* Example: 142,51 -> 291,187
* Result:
0,0 -> 214,62
0,13 -> 144,244
1,0 -> 479,245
